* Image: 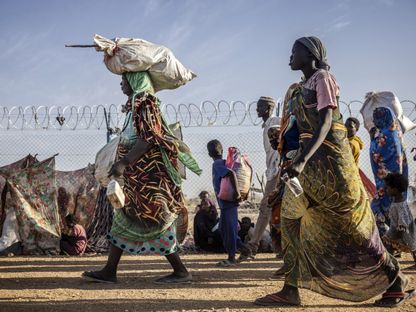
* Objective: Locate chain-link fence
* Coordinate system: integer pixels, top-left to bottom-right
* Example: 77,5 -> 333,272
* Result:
1,100 -> 416,202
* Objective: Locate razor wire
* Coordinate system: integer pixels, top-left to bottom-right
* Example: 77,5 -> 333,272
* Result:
1,100 -> 416,130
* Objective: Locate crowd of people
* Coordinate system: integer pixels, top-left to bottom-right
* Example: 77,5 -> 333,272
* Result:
75,35 -> 416,308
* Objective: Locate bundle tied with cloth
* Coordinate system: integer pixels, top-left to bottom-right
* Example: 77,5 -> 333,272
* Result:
360,91 -> 416,133
93,34 -> 196,92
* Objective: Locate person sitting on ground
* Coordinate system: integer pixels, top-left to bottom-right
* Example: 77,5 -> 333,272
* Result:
193,196 -> 223,253
383,173 -> 416,264
238,217 -> 254,243
207,139 -> 251,267
194,191 -> 215,214
239,217 -> 272,253
60,214 -> 87,256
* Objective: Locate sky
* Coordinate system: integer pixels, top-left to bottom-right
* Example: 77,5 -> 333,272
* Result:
0,0 -> 415,109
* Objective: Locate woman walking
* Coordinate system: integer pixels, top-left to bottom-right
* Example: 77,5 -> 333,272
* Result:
83,71 -> 201,284
370,106 -> 408,236
255,36 -> 414,308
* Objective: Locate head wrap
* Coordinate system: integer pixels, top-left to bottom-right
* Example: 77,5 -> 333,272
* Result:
125,71 -> 155,96
373,107 -> 395,130
295,36 -> 330,70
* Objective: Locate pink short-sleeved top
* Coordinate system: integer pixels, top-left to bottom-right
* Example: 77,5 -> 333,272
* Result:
302,69 -> 340,111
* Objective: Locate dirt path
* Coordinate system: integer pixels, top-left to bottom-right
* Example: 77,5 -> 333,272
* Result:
0,253 -> 415,312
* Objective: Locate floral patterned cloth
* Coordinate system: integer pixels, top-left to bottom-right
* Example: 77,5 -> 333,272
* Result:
6,157 -> 61,255
56,165 -> 99,229
370,107 -> 408,225
0,155 -> 38,233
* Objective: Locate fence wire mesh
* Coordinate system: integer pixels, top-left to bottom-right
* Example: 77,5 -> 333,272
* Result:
1,100 -> 416,203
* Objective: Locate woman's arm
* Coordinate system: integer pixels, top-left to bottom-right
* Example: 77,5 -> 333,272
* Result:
284,107 -> 333,178
108,138 -> 151,177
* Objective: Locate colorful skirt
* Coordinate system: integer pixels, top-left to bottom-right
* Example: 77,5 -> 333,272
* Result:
107,222 -> 178,256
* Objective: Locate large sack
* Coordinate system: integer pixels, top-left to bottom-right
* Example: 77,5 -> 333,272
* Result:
226,147 -> 252,199
94,34 -> 196,92
94,136 -> 120,187
218,147 -> 253,201
168,122 -> 186,179
360,91 -> 416,133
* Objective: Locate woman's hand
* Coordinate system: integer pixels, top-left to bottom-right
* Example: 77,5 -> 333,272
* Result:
282,158 -> 306,178
108,160 -> 127,178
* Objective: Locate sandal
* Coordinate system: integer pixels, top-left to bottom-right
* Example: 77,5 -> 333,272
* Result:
216,260 -> 237,267
154,273 -> 192,285
254,293 -> 301,307
374,289 -> 416,308
82,271 -> 117,284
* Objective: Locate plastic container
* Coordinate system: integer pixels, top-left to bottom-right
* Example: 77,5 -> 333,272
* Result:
106,180 -> 125,209
281,173 -> 303,197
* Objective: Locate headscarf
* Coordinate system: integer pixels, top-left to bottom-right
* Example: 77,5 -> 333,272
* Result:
295,36 -> 330,70
125,71 -> 155,96
373,107 -> 395,130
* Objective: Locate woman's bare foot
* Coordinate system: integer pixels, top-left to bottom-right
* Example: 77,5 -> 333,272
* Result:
82,268 -> 117,283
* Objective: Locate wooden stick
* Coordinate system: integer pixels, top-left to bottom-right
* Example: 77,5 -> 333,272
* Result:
65,44 -> 99,48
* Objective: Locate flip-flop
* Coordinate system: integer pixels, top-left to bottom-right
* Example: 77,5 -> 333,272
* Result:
82,271 -> 117,284
254,293 -> 301,307
154,274 -> 193,285
374,289 -> 416,308
216,260 -> 237,267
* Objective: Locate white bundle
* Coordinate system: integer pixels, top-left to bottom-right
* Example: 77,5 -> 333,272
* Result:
94,34 -> 196,92
94,136 -> 120,187
360,91 -> 416,133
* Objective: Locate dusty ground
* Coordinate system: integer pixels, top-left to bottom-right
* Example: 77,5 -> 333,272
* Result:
0,253 -> 415,312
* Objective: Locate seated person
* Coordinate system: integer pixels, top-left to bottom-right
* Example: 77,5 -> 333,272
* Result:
239,217 -> 272,253
193,199 -> 223,253
238,217 -> 254,243
60,214 -> 87,256
194,191 -> 216,214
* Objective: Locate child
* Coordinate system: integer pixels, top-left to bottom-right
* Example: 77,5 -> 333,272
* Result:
60,214 -> 87,256
345,117 -> 364,165
207,139 -> 251,266
383,173 -> 416,263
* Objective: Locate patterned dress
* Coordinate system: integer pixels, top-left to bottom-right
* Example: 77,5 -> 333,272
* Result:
370,107 -> 408,228
108,90 -> 198,256
281,70 -> 400,302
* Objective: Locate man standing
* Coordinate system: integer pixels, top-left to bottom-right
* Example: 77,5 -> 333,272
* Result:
244,96 -> 280,258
